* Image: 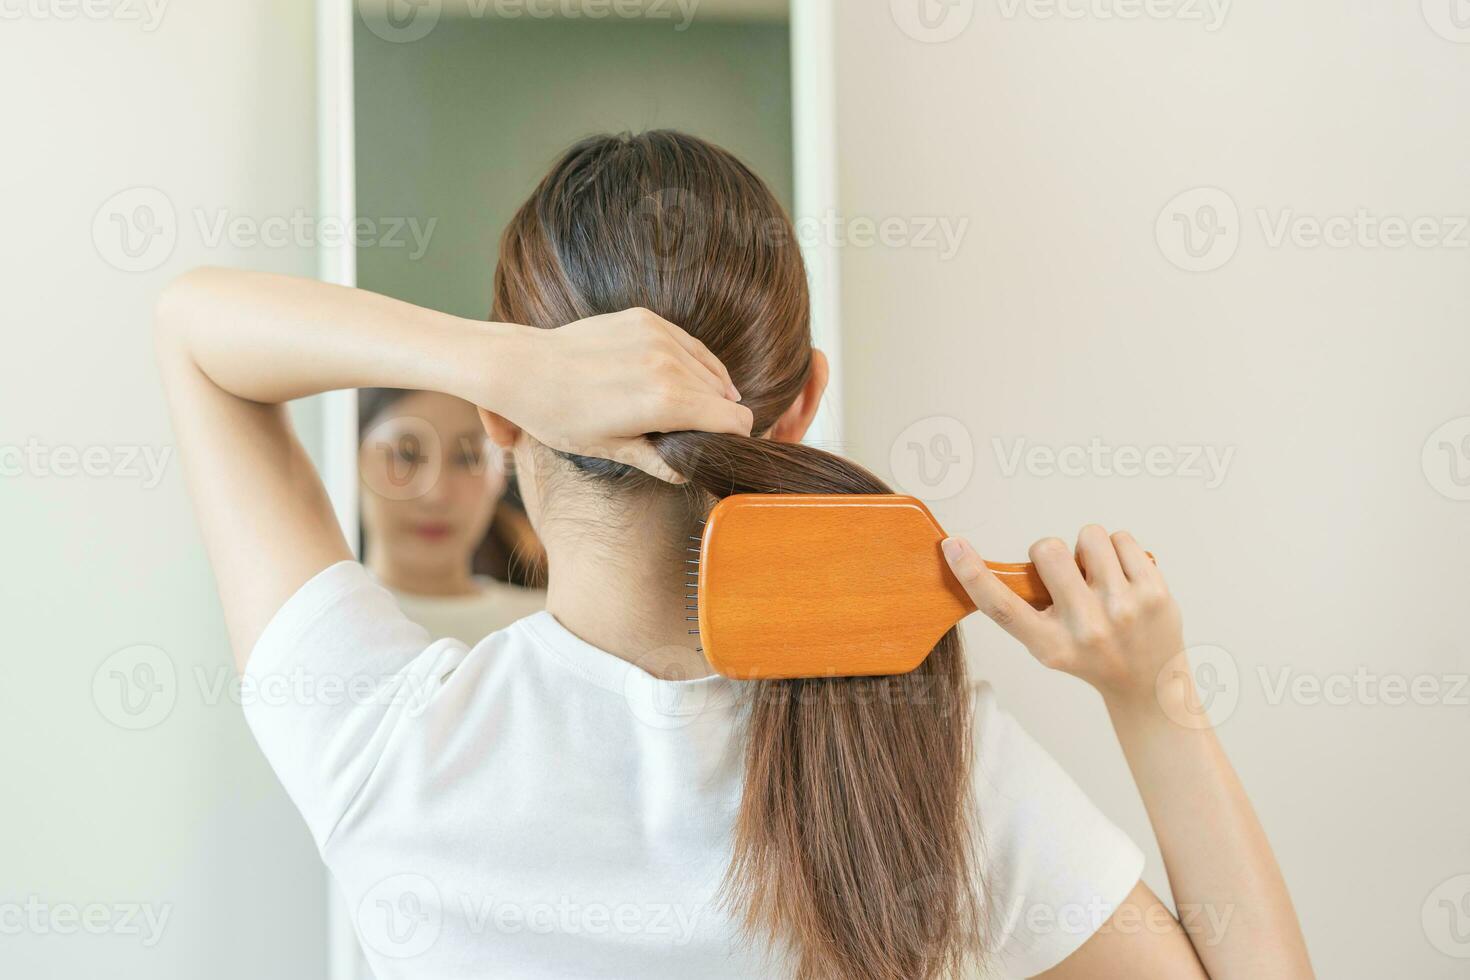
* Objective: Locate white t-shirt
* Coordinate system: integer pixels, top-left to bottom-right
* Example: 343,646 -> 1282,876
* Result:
243,561 -> 1143,979
331,576 -> 547,980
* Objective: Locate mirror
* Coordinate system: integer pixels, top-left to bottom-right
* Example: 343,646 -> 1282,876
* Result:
342,2 -> 793,975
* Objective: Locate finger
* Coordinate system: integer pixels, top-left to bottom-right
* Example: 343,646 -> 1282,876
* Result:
941,537 -> 1046,647
655,393 -> 754,438
667,338 -> 733,401
1075,524 -> 1126,594
1111,530 -> 1162,586
655,317 -> 742,401
1029,536 -> 1094,613
610,438 -> 686,484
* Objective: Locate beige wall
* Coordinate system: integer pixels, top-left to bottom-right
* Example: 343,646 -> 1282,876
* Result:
825,3 -> 1468,977
0,3 -> 327,977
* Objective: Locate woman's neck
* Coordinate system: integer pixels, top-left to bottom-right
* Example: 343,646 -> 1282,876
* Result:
539,495 -> 713,681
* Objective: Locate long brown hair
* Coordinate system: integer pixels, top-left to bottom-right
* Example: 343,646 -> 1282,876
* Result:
492,131 -> 984,979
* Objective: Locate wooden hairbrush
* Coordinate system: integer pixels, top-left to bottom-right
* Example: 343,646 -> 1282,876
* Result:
687,493 -> 1151,680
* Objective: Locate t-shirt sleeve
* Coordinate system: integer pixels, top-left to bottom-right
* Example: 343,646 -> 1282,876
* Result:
972,683 -> 1146,977
240,560 -> 468,852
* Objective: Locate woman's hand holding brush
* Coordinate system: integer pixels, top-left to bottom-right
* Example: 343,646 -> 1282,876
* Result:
940,525 -> 1183,710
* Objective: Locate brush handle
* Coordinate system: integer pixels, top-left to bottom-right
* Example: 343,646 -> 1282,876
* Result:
979,554 -> 1156,611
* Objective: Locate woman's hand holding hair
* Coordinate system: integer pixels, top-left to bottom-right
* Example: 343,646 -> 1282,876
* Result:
489,307 -> 753,484
941,527 -> 1314,979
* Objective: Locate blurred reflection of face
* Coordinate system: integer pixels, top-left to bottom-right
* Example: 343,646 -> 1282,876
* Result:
359,391 -> 506,593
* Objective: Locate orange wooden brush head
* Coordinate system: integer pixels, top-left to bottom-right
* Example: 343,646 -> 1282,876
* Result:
692,494 -> 1125,680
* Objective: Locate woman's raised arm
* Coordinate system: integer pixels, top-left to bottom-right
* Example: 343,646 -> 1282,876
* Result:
942,528 -> 1314,979
154,266 -> 751,668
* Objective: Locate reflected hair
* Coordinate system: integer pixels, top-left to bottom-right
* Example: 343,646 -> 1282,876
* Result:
492,130 -> 984,979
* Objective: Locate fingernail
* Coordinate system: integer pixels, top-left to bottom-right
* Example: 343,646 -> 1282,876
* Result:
941,538 -> 965,563
728,384 -> 742,402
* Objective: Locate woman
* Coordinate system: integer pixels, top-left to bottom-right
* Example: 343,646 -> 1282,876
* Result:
357,387 -> 545,645
155,131 -> 1312,979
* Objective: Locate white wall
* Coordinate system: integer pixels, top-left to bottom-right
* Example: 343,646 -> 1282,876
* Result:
822,3 -> 1469,977
0,3 -> 328,977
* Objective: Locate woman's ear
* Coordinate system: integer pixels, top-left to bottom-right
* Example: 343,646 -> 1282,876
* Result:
480,406 -> 542,524
478,407 -> 520,449
768,348 -> 830,443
